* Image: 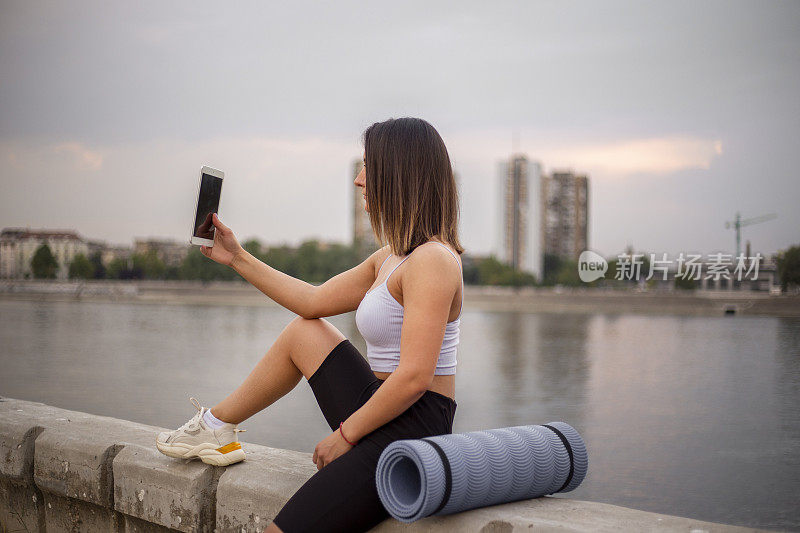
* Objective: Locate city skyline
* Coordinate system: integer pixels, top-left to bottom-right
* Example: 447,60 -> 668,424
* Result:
0,143 -> 789,262
1,2 -> 798,258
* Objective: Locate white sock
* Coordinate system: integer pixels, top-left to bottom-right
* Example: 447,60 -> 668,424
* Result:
203,408 -> 228,429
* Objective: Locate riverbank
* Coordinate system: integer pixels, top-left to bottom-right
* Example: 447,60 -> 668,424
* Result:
0,396 -> 766,532
1,279 -> 798,317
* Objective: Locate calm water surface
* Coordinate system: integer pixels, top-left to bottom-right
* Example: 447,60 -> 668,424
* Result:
0,299 -> 798,530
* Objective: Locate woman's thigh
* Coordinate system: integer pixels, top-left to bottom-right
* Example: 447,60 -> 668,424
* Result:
272,442 -> 388,533
306,338 -> 381,431
282,316 -> 347,381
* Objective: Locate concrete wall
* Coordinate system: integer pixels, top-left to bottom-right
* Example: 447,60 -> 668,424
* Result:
0,396 -> 762,533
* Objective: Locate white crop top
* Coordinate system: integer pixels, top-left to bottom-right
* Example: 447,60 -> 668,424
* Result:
355,241 -> 462,375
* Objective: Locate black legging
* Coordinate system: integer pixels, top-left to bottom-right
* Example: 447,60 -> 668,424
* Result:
272,339 -> 457,532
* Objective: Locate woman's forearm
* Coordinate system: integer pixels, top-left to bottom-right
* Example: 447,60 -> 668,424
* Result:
342,371 -> 426,442
230,250 -> 317,318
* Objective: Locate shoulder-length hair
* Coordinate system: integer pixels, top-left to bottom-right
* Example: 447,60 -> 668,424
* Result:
361,117 -> 464,257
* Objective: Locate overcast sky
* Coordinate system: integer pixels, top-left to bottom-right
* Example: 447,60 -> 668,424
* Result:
1,1 -> 798,259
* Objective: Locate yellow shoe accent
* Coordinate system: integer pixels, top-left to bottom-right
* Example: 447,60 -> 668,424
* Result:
216,441 -> 242,454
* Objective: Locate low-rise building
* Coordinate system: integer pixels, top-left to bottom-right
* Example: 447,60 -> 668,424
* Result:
0,227 -> 89,279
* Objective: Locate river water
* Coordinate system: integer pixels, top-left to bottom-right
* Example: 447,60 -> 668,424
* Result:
0,299 -> 797,530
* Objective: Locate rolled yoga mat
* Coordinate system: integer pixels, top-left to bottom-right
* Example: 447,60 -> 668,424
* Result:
375,422 -> 588,523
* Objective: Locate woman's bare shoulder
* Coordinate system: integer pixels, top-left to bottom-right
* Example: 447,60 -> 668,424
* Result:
404,241 -> 462,278
416,240 -> 461,267
373,245 -> 393,274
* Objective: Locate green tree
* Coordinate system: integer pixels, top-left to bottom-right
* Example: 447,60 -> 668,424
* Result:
164,265 -> 181,280
106,257 -> 126,279
31,243 -> 59,279
132,250 -> 166,279
89,250 -> 106,279
462,255 -> 480,285
68,253 -> 94,279
242,238 -> 263,257
313,242 -> 360,282
476,255 -> 506,285
179,247 -> 239,282
542,254 -> 565,286
106,257 -> 141,279
776,245 -> 800,292
296,240 -> 323,281
262,241 -> 360,284
263,245 -> 300,278
541,254 -> 585,287
476,255 -> 536,286
554,259 -> 582,286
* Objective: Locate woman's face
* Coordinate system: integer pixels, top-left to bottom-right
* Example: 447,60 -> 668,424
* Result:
353,152 -> 368,213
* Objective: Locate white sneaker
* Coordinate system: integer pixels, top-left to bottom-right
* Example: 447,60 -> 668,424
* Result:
155,397 -> 247,466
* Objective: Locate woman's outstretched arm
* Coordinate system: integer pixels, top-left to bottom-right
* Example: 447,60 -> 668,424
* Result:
204,213 -> 387,318
231,250 -> 318,318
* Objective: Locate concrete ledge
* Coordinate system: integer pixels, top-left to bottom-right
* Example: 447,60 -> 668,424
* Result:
215,445 -> 319,532
0,396 -> 766,532
123,513 -> 179,533
42,492 -> 120,533
369,497 -> 762,532
0,476 -> 44,532
0,398 -> 48,482
114,444 -> 220,532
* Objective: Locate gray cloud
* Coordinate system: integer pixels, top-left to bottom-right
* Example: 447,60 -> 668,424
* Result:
1,1 -> 798,256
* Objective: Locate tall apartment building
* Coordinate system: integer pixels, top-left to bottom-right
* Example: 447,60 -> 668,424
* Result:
494,156 -> 590,279
351,158 -> 379,254
0,228 -> 89,279
494,154 -> 543,280
542,171 -> 589,262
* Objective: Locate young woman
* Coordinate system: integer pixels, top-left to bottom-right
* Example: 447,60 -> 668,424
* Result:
155,117 -> 464,532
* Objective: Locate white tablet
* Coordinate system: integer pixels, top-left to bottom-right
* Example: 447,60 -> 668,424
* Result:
190,166 -> 224,246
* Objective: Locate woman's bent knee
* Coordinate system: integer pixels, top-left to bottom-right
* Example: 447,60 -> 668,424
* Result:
286,315 -> 324,332
286,316 -> 344,343
282,317 -> 346,377
297,317 -> 334,332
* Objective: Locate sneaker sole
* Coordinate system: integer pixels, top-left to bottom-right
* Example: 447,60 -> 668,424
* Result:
155,437 -> 246,466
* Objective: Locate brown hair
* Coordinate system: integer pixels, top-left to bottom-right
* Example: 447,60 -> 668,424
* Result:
361,117 -> 464,257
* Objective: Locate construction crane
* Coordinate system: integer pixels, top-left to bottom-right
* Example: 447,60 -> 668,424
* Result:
725,212 -> 778,257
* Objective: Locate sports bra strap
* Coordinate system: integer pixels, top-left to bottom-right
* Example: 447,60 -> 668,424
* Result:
370,242 -> 463,320
429,240 -> 458,261
386,254 -> 411,278
383,242 -> 459,278
376,252 -> 392,275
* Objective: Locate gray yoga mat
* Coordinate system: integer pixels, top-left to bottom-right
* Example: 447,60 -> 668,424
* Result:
375,421 -> 588,523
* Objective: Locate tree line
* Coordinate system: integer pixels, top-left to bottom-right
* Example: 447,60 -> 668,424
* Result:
24,240 -> 800,291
